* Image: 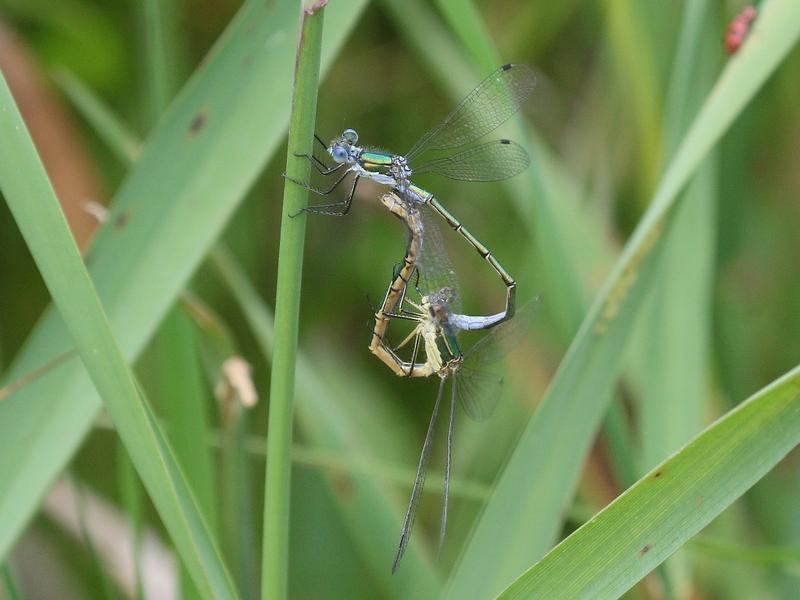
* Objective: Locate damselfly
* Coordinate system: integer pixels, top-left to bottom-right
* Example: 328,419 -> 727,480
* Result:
290,63 -> 537,326
369,195 -> 539,573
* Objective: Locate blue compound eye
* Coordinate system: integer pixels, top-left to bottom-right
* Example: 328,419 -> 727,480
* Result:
342,128 -> 358,144
331,145 -> 349,163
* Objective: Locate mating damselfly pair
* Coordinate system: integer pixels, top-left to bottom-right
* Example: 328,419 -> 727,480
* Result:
290,63 -> 540,571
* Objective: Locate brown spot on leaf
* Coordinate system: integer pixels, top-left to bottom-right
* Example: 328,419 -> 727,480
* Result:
640,544 -> 651,556
652,469 -> 663,479
187,108 -> 208,138
114,211 -> 129,229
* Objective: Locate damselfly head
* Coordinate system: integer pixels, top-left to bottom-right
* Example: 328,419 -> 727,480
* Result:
328,128 -> 360,163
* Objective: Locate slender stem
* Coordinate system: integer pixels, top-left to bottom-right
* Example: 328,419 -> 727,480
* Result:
261,6 -> 325,599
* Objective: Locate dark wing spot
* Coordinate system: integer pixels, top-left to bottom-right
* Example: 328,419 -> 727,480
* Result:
502,63 -> 512,71
640,544 -> 651,556
500,139 -> 511,145
653,469 -> 663,479
188,108 -> 208,138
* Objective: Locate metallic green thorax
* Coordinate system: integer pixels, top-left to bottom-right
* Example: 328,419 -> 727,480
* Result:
360,150 -> 394,170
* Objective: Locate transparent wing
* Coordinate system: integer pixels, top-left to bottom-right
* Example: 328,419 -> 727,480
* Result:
413,139 -> 530,182
456,365 -> 503,422
405,64 -> 537,161
439,380 -> 456,553
462,297 -> 541,370
392,378 -> 446,573
414,204 -> 463,314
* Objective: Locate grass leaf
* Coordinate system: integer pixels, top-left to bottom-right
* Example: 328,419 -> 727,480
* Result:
0,63 -> 237,598
260,5 -> 325,599
498,365 -> 800,598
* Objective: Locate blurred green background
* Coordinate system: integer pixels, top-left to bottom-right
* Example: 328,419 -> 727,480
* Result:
0,0 -> 799,598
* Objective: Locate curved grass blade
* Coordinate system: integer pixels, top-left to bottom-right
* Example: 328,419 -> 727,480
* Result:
0,0 -> 368,567
0,66 -> 237,599
261,4 -> 325,598
498,364 -> 800,599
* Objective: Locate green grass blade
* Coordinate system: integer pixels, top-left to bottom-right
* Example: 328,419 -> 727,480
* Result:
447,1 -> 800,596
59,64 -> 222,597
635,2 -> 715,594
0,67 -> 236,599
157,308 -> 219,529
690,537 -> 800,566
179,292 -> 260,598
0,0 -> 366,566
498,365 -> 800,599
261,7 -> 325,598
603,0 -> 663,194
219,403 -> 259,600
662,0 -> 712,155
138,0 -> 218,593
157,308 -> 220,600
138,0 -> 184,118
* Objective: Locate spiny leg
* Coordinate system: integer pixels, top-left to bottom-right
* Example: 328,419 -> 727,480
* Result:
291,133 -> 341,175
405,330 -> 423,377
313,132 -> 327,151
296,154 -> 344,176
299,174 -> 361,217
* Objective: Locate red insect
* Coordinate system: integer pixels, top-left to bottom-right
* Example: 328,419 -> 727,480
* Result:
725,5 -> 758,55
